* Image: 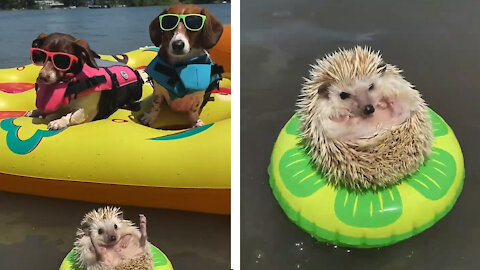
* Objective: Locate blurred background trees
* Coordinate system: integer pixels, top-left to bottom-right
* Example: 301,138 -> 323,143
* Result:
0,0 -> 37,9
0,0 -> 226,9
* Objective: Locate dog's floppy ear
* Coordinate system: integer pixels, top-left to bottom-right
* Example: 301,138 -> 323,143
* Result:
201,8 -> 223,50
32,32 -> 48,48
149,11 -> 166,47
74,39 -> 98,69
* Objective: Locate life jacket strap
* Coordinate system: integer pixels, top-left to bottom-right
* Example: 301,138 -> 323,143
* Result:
153,63 -> 223,87
65,75 -> 107,101
211,64 -> 224,75
130,68 -> 145,86
103,67 -> 119,89
200,80 -> 221,111
124,68 -> 144,112
154,63 -> 179,87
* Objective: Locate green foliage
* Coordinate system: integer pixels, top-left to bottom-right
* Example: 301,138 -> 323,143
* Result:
81,0 -> 221,7
0,0 -> 222,9
0,0 -> 37,9
123,0 -> 188,7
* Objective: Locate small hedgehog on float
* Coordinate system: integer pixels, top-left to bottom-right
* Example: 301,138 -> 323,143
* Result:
297,46 -> 432,190
58,206 -> 174,270
269,46 -> 464,248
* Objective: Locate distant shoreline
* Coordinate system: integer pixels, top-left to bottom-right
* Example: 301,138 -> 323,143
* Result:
0,1 -> 230,11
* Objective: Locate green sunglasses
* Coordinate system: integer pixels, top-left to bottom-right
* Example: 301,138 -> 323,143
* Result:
158,14 -> 206,32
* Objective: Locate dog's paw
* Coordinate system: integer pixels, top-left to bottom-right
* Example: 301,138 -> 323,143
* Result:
140,112 -> 157,127
47,119 -> 68,130
193,119 -> 205,128
24,110 -> 42,118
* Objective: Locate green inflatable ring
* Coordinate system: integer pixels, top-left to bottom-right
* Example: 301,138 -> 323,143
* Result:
269,109 -> 464,248
59,244 -> 174,270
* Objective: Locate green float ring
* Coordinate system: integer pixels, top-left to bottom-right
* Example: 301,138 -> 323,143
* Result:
59,244 -> 174,270
269,109 -> 464,248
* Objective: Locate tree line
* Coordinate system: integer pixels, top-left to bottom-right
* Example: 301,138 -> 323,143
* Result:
0,0 -> 36,9
0,0 -> 225,10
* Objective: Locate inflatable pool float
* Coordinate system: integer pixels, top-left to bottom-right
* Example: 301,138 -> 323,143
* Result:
59,245 -> 173,270
0,26 -> 231,215
269,109 -> 464,247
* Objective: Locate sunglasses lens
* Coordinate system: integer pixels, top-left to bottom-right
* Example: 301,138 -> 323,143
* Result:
161,15 -> 179,30
185,15 -> 204,30
52,54 -> 72,70
31,50 -> 47,65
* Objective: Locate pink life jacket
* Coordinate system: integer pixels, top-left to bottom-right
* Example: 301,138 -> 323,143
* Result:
35,64 -> 141,114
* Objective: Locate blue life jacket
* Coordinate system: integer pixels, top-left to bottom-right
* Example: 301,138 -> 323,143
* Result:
145,53 -> 223,100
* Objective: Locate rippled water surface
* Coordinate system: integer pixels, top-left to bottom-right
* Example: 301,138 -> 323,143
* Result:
241,0 -> 480,269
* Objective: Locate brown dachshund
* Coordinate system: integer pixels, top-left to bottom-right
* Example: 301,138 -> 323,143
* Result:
141,3 -> 223,128
26,33 -> 142,130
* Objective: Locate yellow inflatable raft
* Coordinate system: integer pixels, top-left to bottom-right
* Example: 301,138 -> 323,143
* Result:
0,26 -> 231,215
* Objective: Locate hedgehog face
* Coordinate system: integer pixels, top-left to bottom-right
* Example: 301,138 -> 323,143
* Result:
312,65 -> 420,142
89,216 -> 123,246
297,47 -> 432,189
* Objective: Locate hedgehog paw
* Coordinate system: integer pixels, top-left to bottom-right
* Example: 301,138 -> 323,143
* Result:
139,214 -> 147,233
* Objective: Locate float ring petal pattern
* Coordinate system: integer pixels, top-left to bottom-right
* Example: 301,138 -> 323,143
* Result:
268,109 -> 464,248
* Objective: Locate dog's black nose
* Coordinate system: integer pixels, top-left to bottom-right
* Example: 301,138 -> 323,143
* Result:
172,40 -> 185,53
109,235 -> 117,242
364,104 -> 375,115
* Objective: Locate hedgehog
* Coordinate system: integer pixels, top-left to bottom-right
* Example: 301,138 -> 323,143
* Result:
73,206 -> 153,270
297,46 -> 433,190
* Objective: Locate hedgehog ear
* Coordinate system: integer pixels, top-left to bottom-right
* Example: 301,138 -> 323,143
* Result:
117,212 -> 124,220
317,83 -> 330,99
81,222 -> 91,235
377,64 -> 387,75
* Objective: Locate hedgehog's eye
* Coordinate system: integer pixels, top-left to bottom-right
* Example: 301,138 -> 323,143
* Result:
98,228 -> 104,235
339,92 -> 351,100
114,224 -> 118,230
368,83 -> 374,91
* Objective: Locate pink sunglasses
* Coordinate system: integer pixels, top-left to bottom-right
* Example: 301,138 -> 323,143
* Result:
30,48 -> 79,71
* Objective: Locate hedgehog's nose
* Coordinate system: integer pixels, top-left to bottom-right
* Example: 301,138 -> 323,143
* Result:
364,104 -> 375,115
109,235 -> 117,242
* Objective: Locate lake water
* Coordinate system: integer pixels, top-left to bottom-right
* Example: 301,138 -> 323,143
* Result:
0,4 -> 230,68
